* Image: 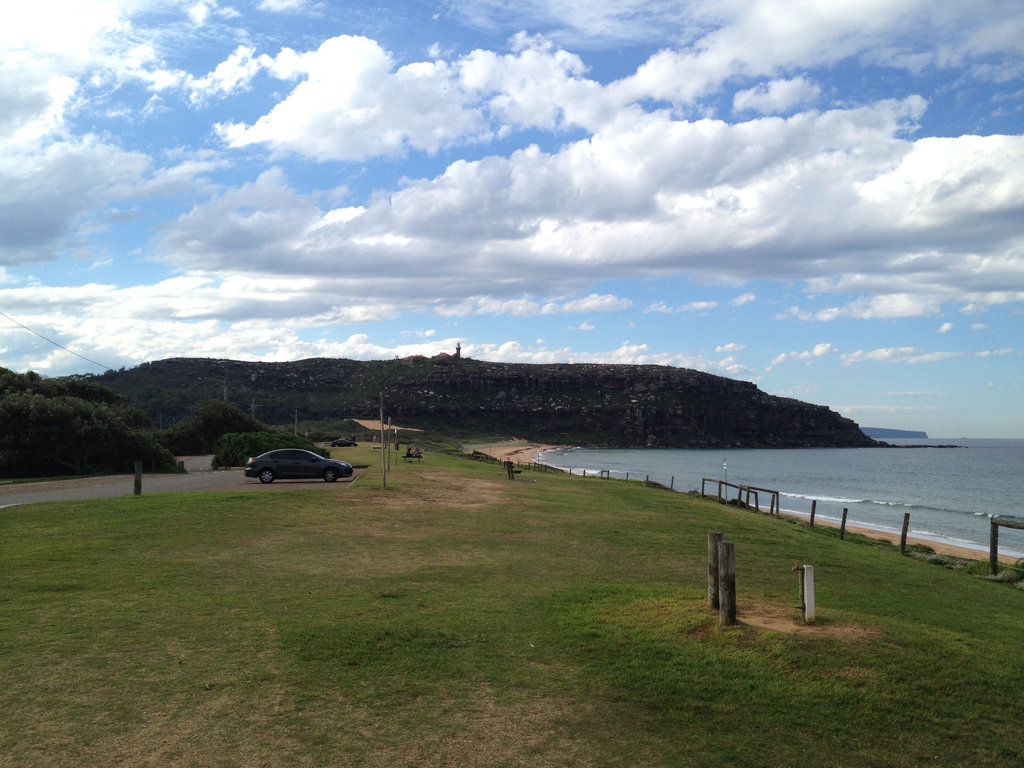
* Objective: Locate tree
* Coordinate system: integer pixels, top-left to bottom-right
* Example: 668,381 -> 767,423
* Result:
159,400 -> 267,455
0,368 -> 176,478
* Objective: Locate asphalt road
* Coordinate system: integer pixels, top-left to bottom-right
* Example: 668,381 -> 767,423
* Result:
0,456 -> 361,508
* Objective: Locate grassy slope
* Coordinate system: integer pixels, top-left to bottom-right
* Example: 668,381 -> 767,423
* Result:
2,446 -> 1023,767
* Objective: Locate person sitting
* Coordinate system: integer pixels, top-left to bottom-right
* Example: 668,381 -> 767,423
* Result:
413,447 -> 422,459
403,447 -> 414,459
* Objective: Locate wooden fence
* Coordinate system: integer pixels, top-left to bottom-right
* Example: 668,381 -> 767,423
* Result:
700,478 -> 780,516
990,518 -> 1024,575
503,459 -> 1023,573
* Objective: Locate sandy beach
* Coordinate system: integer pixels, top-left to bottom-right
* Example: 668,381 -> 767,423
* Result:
470,439 -> 565,464
471,440 -> 1011,565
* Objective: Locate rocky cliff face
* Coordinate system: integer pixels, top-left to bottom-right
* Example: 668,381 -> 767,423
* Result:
90,356 -> 880,448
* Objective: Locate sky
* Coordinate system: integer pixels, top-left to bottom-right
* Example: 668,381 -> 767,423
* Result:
1,1 -> 1022,438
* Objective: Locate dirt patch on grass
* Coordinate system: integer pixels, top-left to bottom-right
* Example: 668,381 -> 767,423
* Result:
737,602 -> 879,640
601,596 -> 878,643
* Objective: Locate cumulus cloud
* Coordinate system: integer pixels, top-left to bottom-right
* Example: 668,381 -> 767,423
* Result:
733,77 -> 822,114
188,46 -> 262,104
767,343 -> 835,369
213,33 -> 613,161
165,90 -> 1023,319
716,342 -> 746,353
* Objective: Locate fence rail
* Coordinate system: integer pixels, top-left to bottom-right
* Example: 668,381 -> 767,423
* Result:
700,478 -> 780,516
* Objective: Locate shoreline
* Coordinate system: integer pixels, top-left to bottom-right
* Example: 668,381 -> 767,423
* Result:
470,441 -> 1016,565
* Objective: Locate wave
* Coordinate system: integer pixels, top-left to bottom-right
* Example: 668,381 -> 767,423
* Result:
781,491 -> 864,505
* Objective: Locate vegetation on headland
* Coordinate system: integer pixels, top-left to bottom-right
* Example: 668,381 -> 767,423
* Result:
2,443 -> 1023,766
86,355 -> 882,449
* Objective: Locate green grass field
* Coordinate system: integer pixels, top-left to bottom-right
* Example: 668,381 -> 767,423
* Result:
3,446 -> 1023,767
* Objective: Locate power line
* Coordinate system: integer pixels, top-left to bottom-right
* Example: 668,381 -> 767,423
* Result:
0,310 -> 113,372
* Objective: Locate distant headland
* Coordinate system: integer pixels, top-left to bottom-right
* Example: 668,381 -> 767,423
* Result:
860,427 -> 929,439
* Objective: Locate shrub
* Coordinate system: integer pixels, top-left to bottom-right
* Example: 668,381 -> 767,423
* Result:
212,432 -> 317,469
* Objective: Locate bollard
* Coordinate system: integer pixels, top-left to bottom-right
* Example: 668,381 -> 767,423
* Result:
840,507 -> 848,540
133,461 -> 142,496
809,499 -> 816,527
718,540 -> 736,625
900,512 -> 911,554
802,565 -> 815,624
707,531 -> 723,609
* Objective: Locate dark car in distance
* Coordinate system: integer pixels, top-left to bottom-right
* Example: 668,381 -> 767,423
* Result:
244,449 -> 353,484
330,437 -> 358,447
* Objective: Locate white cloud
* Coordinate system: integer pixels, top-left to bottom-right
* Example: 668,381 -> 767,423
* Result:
644,300 -> 718,314
729,293 -> 756,306
0,136 -> 152,263
767,342 -> 834,369
784,294 -> 944,321
976,348 -> 1015,357
716,342 -> 746,353
733,77 -> 822,114
187,1 -> 214,26
188,46 -> 262,103
258,0 -> 309,11
840,347 -> 963,365
608,0 -> 1024,107
165,91 -> 1024,321
938,321 -> 954,333
433,293 -> 630,317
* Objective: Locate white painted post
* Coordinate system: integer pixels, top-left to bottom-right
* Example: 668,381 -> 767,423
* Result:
802,565 -> 815,624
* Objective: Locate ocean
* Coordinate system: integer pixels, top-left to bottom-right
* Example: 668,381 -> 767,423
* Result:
536,439 -> 1024,559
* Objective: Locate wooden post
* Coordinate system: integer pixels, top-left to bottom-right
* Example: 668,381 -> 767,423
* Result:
801,565 -> 815,624
707,531 -> 723,609
133,461 -> 142,496
900,512 -> 911,554
718,540 -> 736,626
990,518 -> 999,576
809,499 -> 816,527
670,475 -> 674,491
379,392 -> 386,490
840,507 -> 848,540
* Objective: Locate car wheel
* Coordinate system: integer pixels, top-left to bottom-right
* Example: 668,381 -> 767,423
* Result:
323,467 -> 338,483
258,468 -> 275,484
